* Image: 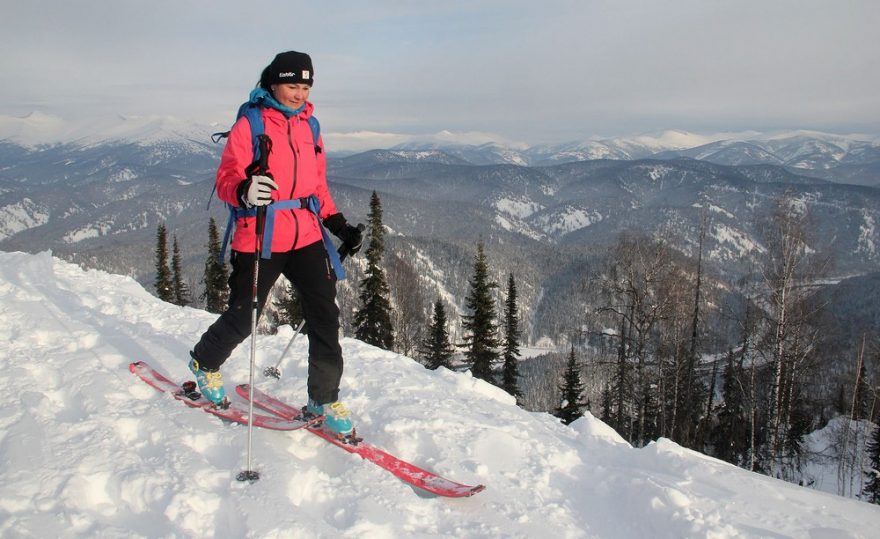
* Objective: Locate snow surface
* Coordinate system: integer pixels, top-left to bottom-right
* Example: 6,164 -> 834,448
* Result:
801,416 -> 876,499
1,250 -> 879,538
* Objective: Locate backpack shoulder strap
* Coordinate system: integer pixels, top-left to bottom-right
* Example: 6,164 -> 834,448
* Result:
307,116 -> 322,154
240,103 -> 265,160
208,102 -> 266,211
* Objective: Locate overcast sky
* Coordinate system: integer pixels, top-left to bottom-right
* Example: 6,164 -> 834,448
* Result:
2,0 -> 878,148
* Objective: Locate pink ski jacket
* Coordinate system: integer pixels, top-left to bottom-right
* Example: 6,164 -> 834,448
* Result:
215,102 -> 338,255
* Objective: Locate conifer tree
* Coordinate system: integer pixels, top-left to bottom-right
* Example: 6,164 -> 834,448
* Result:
420,299 -> 455,370
462,241 -> 500,383
274,281 -> 304,328
600,383 -> 614,424
171,235 -> 191,307
201,217 -> 229,314
354,191 -> 395,350
154,223 -> 174,302
864,423 -> 880,504
711,349 -> 750,465
501,273 -> 523,402
555,346 -> 587,425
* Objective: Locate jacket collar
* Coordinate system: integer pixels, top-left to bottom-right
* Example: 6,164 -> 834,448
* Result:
248,88 -> 313,120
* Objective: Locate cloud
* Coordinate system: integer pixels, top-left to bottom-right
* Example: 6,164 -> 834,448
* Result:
1,0 -> 878,144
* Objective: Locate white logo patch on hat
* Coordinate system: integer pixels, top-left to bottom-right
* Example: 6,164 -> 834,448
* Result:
302,70 -> 310,79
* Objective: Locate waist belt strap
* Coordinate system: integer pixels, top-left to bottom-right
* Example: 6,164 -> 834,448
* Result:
219,195 -> 346,280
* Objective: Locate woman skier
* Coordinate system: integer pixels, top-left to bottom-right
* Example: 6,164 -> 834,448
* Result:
188,50 -> 362,437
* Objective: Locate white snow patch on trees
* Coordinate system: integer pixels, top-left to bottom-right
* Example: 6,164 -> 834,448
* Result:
108,167 -> 137,183
0,198 -> 49,240
494,196 -> 542,219
709,222 -> 764,260
857,209 -> 877,258
534,206 -> 603,236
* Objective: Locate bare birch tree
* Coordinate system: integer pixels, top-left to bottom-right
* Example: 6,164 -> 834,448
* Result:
757,191 -> 831,479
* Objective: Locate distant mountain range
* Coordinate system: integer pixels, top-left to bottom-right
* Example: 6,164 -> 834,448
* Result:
3,112 -> 878,182
386,131 -> 880,187
1,113 -> 879,345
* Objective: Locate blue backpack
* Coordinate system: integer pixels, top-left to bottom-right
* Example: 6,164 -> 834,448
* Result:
210,102 -> 345,279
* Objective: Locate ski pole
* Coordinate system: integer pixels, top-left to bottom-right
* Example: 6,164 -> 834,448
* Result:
238,134 -> 273,484
262,224 -> 364,379
263,318 -> 306,379
238,203 -> 264,483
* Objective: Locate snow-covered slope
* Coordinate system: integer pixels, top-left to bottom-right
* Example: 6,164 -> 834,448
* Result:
1,251 -> 878,538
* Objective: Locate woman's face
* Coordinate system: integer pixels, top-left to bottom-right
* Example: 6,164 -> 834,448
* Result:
271,83 -> 311,109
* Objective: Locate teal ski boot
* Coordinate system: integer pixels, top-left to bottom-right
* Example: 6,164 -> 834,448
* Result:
307,399 -> 354,437
188,357 -> 227,406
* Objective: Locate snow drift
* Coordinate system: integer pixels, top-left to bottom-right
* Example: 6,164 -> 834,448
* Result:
0,251 -> 877,538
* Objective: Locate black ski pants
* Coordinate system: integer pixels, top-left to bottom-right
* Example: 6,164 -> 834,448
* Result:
192,240 -> 343,404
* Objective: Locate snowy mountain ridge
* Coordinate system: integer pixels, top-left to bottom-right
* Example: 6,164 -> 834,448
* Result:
3,111 -> 877,170
0,111 -> 218,152
1,249 -> 878,538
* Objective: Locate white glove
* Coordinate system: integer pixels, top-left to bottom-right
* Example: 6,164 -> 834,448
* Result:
241,175 -> 278,207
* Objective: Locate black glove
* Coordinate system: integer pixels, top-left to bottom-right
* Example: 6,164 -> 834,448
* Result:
324,213 -> 364,256
236,175 -> 278,208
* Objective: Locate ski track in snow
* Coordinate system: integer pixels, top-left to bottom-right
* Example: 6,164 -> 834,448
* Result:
0,251 -> 878,538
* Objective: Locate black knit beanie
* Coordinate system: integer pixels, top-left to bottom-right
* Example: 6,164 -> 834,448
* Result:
260,51 -> 314,89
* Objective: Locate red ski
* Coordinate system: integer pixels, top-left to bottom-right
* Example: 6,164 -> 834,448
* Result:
129,361 -> 320,431
236,384 -> 486,498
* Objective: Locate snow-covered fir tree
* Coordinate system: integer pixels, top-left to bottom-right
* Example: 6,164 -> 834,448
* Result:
201,217 -> 229,314
555,346 -> 587,425
501,273 -> 523,403
273,280 -> 303,330
462,241 -> 500,383
171,235 -> 191,307
420,299 -> 455,370
153,223 -> 173,303
354,191 -> 395,350
710,349 -> 750,466
864,422 -> 880,504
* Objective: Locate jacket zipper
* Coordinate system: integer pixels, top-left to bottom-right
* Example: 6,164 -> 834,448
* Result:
287,120 -> 300,249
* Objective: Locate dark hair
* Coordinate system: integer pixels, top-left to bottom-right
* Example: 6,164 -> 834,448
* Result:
258,65 -> 273,90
